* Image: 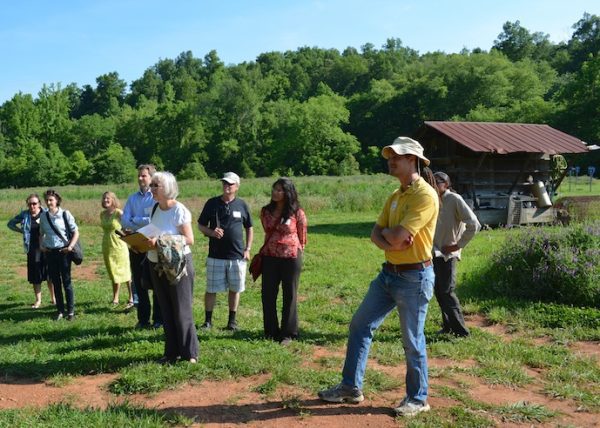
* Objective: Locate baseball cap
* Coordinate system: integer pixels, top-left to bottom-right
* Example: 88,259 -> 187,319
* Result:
221,172 -> 240,185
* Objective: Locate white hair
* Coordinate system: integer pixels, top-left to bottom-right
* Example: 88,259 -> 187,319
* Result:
152,171 -> 179,200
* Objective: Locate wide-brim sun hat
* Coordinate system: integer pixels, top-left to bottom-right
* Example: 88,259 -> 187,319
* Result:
381,136 -> 430,166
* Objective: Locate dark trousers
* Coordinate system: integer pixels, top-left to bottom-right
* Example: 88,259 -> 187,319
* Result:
261,255 -> 302,340
149,254 -> 199,360
433,256 -> 469,336
47,250 -> 74,315
130,251 -> 162,325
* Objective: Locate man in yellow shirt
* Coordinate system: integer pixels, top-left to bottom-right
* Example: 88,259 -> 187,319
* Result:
319,137 -> 439,417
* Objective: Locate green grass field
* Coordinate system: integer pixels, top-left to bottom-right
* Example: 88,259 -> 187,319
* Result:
0,175 -> 598,427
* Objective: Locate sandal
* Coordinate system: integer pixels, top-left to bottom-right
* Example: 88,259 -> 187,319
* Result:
124,301 -> 134,309
31,302 -> 41,309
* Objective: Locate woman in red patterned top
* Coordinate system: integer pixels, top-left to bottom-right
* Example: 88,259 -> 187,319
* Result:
259,178 -> 307,345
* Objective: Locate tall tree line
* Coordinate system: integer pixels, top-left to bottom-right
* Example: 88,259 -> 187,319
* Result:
1,13 -> 599,187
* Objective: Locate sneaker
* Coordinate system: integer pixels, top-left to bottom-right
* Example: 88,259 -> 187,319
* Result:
280,337 -> 293,346
54,313 -> 64,321
152,322 -> 163,329
318,383 -> 364,404
135,322 -> 151,330
66,313 -> 75,321
393,397 -> 430,416
225,321 -> 239,331
200,322 -> 212,330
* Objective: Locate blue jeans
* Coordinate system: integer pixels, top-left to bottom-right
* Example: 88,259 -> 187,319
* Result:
342,265 -> 434,403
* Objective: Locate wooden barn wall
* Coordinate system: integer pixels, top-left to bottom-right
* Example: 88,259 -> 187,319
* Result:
421,133 -> 551,196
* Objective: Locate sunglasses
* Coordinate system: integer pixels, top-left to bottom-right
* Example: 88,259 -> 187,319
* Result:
149,183 -> 162,188
28,202 -> 39,206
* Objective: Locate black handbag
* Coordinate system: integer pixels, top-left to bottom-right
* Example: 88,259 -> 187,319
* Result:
45,211 -> 83,265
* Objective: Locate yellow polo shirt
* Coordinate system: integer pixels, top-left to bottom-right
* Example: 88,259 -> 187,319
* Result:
377,177 -> 439,264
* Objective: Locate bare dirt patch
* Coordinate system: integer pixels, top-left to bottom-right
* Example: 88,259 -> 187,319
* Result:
1,351 -> 597,427
15,261 -> 101,282
0,316 -> 597,426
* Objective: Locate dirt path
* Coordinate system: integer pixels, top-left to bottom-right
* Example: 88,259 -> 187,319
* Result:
0,316 -> 597,427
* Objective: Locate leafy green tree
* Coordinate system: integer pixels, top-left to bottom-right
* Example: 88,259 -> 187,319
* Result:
73,85 -> 97,118
36,84 -> 72,148
115,97 -> 158,162
564,13 -> 600,73
94,72 -> 127,116
66,150 -> 91,184
326,50 -> 370,95
199,68 -> 266,175
553,54 -> 600,165
69,113 -> 116,157
128,68 -> 163,106
177,160 -> 208,180
148,99 -> 208,173
0,93 -> 41,142
493,20 -> 553,62
269,85 -> 360,175
89,143 -> 136,184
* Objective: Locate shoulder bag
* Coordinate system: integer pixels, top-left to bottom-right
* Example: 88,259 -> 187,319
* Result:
45,211 -> 83,265
249,215 -> 276,282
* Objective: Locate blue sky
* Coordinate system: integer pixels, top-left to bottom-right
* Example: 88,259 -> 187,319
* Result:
1,0 -> 597,104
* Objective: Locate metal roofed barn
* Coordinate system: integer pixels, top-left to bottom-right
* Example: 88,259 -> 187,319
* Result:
414,121 -> 590,226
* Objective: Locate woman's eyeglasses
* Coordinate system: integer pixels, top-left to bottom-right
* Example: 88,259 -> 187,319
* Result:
149,183 -> 161,188
28,202 -> 39,206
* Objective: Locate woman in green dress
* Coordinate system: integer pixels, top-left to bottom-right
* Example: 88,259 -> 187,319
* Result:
101,191 -> 133,307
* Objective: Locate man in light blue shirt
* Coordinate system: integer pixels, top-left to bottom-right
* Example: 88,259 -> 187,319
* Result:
122,164 -> 162,329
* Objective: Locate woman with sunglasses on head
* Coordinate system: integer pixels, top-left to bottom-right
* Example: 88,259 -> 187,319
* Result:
259,178 -> 307,345
146,172 -> 199,364
7,194 -> 56,309
39,189 -> 79,321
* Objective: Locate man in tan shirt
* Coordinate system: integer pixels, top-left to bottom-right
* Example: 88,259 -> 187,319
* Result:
433,172 -> 481,337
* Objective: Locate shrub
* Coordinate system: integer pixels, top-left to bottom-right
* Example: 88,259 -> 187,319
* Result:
483,222 -> 600,307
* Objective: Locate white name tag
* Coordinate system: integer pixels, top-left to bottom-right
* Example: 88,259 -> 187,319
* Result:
233,211 -> 242,218
391,201 -> 398,210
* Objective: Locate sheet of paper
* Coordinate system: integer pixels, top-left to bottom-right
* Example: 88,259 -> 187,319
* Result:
137,223 -> 162,238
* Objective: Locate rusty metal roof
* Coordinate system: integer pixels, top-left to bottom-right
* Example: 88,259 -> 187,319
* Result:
421,121 -> 589,154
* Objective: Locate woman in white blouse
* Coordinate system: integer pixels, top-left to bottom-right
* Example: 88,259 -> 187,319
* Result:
146,172 -> 199,364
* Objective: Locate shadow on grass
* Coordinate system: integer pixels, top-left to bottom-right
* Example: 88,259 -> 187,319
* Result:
308,222 -> 373,238
163,399 -> 394,424
0,296 -> 142,323
197,328 -> 348,346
